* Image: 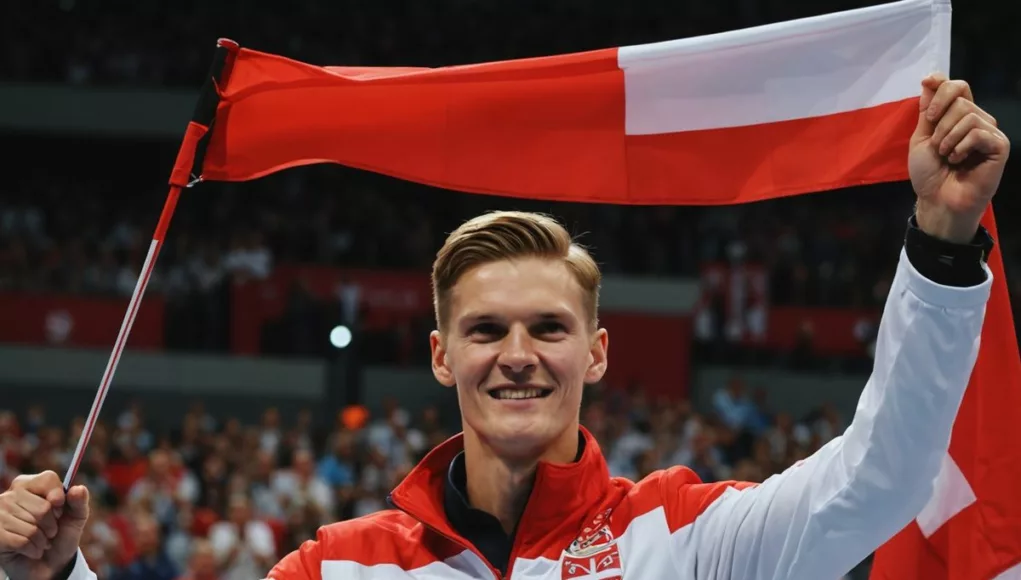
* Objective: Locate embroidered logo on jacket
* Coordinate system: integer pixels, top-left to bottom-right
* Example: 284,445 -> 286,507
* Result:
562,509 -> 622,580
562,547 -> 622,580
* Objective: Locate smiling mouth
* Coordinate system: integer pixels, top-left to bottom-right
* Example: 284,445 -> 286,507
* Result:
488,387 -> 554,400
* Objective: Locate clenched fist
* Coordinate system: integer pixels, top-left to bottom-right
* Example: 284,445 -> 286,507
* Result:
909,74 -> 1011,243
0,472 -> 89,580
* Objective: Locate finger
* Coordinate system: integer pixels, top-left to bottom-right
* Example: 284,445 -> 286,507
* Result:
947,128 -> 1009,164
936,111 -> 996,157
926,79 -> 974,124
64,486 -> 90,522
0,512 -> 49,557
9,491 -> 59,540
0,529 -> 44,560
914,73 -> 949,139
919,72 -> 949,112
10,471 -> 63,498
932,99 -> 999,151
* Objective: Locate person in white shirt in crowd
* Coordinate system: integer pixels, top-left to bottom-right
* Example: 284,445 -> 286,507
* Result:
270,449 -> 334,527
207,493 -> 276,580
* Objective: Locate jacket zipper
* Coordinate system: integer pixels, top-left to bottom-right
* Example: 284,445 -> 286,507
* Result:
388,494 -> 505,580
501,468 -> 551,580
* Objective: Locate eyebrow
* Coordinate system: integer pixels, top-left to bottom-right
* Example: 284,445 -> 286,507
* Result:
460,311 -> 569,322
536,312 -> 570,322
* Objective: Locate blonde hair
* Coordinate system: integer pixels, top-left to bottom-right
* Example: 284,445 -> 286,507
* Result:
432,211 -> 601,332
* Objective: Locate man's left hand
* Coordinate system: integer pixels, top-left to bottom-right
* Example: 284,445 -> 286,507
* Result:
909,74 -> 1010,243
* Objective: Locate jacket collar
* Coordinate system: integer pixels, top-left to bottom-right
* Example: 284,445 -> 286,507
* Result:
389,426 -> 611,552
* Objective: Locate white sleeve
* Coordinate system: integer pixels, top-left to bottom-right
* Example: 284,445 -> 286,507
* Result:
686,247 -> 992,580
65,550 -> 98,580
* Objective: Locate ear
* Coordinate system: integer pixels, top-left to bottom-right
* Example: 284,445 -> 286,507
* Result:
584,327 -> 608,384
430,330 -> 456,387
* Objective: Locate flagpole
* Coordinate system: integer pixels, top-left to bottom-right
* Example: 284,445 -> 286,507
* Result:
61,38 -> 239,490
63,186 -> 181,489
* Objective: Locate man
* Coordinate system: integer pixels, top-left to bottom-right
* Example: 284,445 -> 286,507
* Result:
0,74 -> 1009,579
174,539 -> 218,580
115,514 -> 178,580
207,494 -> 276,580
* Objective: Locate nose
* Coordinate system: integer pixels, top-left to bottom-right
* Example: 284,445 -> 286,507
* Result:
497,324 -> 538,378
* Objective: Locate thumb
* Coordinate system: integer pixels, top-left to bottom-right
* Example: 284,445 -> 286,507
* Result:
912,73 -> 944,142
64,486 -> 90,523
46,486 -> 90,570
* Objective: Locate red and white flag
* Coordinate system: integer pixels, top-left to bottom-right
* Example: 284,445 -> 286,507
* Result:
173,0 -> 1021,577
198,0 -> 954,204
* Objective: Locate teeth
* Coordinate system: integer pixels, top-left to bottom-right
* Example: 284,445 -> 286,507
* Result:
493,388 -> 545,400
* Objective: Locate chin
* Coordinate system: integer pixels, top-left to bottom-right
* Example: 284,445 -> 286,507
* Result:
478,417 -> 563,456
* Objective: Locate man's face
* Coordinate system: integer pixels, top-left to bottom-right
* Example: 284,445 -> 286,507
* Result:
191,545 -> 216,577
294,451 -> 314,477
228,497 -> 250,525
134,517 -> 160,554
430,257 -> 608,459
149,450 -> 169,480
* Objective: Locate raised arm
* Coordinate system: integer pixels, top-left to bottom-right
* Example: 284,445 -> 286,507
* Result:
671,75 -> 1009,580
674,240 -> 991,579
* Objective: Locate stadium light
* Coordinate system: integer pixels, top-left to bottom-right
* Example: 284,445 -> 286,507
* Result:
330,325 -> 353,349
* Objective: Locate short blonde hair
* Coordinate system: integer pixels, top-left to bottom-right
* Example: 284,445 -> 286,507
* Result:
432,211 -> 601,332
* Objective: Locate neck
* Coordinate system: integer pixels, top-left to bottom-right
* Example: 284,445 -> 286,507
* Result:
462,424 -> 579,535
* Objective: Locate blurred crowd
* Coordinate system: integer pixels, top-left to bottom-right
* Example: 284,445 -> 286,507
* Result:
0,376 -> 843,580
0,137 -> 927,298
3,0 -> 1019,98
0,144 -> 973,300
3,144 -> 1019,354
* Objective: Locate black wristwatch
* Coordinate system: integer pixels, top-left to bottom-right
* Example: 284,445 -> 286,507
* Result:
904,215 -> 994,287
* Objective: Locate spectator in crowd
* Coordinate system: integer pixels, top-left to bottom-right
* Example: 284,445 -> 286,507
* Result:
270,448 -> 333,527
118,513 -> 178,580
316,431 -> 357,520
712,376 -> 756,432
127,449 -> 199,530
175,539 -> 218,580
207,494 -> 276,580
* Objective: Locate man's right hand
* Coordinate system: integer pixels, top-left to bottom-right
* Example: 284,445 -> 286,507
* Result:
0,472 -> 90,580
